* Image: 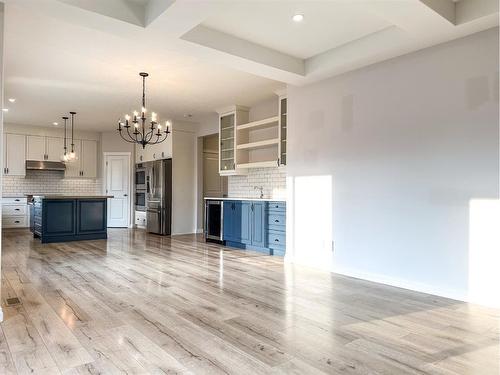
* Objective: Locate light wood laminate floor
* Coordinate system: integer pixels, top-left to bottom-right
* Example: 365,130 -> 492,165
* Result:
0,229 -> 498,375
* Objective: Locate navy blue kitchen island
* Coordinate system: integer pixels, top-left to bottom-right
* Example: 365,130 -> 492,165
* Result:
32,195 -> 112,243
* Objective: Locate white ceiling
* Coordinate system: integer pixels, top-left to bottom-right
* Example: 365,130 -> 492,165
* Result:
202,2 -> 392,60
3,1 -> 283,131
2,0 -> 498,132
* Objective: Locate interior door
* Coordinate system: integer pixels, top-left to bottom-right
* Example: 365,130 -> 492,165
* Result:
82,140 -> 97,178
5,134 -> 26,176
105,154 -> 130,227
46,137 -> 64,162
27,135 -> 46,161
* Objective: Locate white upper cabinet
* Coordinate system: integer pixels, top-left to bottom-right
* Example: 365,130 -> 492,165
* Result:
64,139 -> 97,178
64,140 -> 82,178
27,135 -> 46,161
3,133 -> 26,176
217,106 -> 249,176
81,140 -> 97,178
46,137 -> 64,162
27,135 -> 65,162
136,144 -> 146,163
134,135 -> 172,164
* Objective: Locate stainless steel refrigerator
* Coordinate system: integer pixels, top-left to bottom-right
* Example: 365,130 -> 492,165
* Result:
145,159 -> 172,235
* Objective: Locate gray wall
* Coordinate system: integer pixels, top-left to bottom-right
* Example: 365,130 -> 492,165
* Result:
287,28 -> 499,307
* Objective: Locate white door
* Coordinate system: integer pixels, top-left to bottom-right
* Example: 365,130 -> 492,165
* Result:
27,135 -> 46,161
81,140 -> 97,178
65,140 -> 82,177
105,153 -> 130,227
46,137 -> 64,162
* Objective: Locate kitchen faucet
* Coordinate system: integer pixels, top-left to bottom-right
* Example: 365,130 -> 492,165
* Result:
254,186 -> 264,199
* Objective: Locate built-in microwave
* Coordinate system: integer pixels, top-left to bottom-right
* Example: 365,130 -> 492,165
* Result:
135,164 -> 146,190
135,190 -> 146,211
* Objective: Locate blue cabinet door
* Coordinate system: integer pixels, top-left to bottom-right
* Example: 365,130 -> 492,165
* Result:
223,202 -> 235,241
238,202 -> 252,245
251,202 -> 265,247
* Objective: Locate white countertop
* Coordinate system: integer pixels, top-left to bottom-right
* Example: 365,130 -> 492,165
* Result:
204,197 -> 285,202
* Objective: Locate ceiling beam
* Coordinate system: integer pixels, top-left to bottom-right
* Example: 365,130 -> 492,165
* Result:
56,0 -> 145,26
181,25 -> 305,83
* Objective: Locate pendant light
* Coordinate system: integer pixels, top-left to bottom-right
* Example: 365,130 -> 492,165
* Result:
67,111 -> 77,162
61,116 -> 69,162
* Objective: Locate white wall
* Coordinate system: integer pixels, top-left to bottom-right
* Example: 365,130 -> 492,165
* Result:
287,28 -> 499,307
172,122 -> 196,235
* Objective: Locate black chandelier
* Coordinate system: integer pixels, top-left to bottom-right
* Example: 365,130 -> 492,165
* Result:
117,72 -> 170,149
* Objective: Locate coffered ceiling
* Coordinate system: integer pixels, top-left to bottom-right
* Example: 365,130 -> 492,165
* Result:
2,0 -> 498,131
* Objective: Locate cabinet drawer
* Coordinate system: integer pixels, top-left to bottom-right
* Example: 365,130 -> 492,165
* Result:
3,216 -> 28,228
267,213 -> 285,227
267,201 -> 285,211
267,230 -> 285,248
3,197 -> 27,205
3,205 -> 27,216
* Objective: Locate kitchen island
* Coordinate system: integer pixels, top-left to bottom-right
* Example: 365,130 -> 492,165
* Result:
31,195 -> 113,243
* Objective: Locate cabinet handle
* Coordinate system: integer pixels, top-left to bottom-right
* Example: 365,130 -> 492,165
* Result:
162,152 -> 164,158
15,209 -> 20,211
140,155 -> 143,161
14,221 -> 20,224
251,204 -> 254,211
274,239 -> 279,242
277,158 -> 280,166
274,219 -> 279,223
6,167 -> 8,174
15,199 -> 20,202
153,153 -> 156,159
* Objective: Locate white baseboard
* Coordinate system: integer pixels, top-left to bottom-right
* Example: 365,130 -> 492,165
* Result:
332,265 -> 468,304
285,256 -> 500,308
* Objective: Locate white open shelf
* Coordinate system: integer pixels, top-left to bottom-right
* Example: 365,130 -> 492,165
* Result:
236,160 -> 277,169
237,116 -> 279,131
237,138 -> 279,150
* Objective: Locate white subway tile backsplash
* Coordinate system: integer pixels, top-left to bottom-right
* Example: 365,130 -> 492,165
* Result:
228,167 -> 286,199
3,170 -> 102,196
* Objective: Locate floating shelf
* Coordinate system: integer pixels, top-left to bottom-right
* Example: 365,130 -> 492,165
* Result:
221,157 -> 234,161
237,138 -> 279,150
221,137 -> 234,141
221,148 -> 234,152
237,116 -> 279,131
236,160 -> 277,169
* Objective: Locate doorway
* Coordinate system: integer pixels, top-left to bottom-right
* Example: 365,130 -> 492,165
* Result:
203,134 -> 227,198
196,134 -> 227,232
104,152 -> 131,227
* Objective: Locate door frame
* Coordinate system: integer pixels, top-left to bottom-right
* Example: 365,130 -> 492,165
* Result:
103,152 -> 132,228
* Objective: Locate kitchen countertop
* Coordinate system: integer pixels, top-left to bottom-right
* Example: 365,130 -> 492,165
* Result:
31,195 -> 114,199
204,197 -> 285,202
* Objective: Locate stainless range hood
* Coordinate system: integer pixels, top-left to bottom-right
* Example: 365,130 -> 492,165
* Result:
26,160 -> 66,171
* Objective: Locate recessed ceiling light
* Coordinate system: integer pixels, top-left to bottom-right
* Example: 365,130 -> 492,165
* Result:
8,98 -> 16,103
53,122 -> 59,126
2,108 -> 9,112
292,14 -> 304,22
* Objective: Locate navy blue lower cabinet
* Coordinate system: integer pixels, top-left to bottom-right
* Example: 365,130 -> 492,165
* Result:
34,196 -> 109,243
223,200 -> 285,256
